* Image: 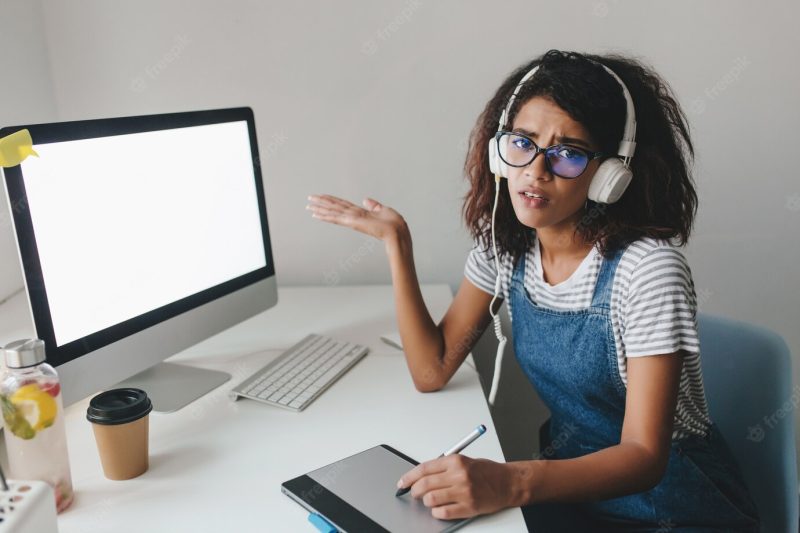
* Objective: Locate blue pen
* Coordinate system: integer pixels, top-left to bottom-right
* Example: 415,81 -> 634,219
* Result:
395,424 -> 487,497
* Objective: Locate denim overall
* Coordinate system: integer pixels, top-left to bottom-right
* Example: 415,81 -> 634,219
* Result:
511,244 -> 760,532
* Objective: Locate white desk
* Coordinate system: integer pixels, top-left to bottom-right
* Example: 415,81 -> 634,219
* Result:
0,284 -> 527,532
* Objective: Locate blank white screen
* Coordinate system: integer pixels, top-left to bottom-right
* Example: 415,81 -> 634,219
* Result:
20,121 -> 268,346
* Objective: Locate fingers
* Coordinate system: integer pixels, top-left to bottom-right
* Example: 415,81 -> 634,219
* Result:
307,205 -> 342,217
307,194 -> 384,212
307,195 -> 364,216
362,197 -> 382,212
431,502 -> 472,520
409,472 -> 452,499
420,486 -> 459,508
400,456 -> 482,521
308,194 -> 358,210
397,457 -> 449,490
306,194 -> 392,241
307,194 -> 364,223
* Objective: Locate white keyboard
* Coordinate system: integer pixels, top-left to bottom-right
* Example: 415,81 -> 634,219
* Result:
229,334 -> 369,411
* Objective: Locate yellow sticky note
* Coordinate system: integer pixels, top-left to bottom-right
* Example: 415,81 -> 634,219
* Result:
0,129 -> 39,168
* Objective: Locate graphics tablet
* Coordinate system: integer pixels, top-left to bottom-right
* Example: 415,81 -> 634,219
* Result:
281,444 -> 476,533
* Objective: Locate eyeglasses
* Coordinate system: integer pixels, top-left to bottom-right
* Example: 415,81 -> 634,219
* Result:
494,131 -> 605,179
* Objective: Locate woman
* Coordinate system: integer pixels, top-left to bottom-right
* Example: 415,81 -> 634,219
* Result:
306,49 -> 760,532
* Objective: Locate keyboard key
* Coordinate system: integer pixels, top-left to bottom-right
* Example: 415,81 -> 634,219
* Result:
318,367 -> 343,384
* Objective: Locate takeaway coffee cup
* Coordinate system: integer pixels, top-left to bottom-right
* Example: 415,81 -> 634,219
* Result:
86,388 -> 153,480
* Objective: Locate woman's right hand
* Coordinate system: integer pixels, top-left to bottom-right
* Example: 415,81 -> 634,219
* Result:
306,194 -> 408,246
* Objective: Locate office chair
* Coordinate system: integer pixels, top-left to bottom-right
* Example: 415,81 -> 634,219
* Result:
698,312 -> 799,533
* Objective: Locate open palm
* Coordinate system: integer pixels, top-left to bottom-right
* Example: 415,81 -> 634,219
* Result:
306,194 -> 406,242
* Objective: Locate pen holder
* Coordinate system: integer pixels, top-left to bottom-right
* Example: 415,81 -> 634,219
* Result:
0,480 -> 59,533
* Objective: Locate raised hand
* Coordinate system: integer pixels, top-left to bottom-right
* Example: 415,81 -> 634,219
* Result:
306,194 -> 408,244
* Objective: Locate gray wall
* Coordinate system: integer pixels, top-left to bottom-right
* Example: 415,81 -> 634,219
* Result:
0,0 -> 57,300
2,0 -> 798,467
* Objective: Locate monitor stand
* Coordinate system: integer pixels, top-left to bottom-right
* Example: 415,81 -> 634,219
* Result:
114,362 -> 232,413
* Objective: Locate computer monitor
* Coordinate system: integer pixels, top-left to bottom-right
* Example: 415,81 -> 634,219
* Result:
0,107 -> 277,412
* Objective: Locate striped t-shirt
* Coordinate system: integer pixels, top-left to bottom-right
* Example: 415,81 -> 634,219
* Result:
465,235 -> 712,440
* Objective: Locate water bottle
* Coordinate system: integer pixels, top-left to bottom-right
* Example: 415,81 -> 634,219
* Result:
0,339 -> 74,513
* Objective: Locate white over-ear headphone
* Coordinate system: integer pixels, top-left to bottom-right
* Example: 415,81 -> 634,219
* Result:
485,58 -> 638,407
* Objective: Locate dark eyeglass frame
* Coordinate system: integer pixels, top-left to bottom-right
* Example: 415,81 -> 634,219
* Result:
494,130 -> 605,179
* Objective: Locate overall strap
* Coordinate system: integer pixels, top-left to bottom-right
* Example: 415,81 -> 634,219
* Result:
590,244 -> 627,309
510,250 -> 526,288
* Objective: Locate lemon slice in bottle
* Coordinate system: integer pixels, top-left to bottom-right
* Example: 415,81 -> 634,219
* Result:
11,384 -> 57,431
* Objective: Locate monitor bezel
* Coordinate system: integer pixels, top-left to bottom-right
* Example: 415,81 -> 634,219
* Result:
1,107 -> 275,368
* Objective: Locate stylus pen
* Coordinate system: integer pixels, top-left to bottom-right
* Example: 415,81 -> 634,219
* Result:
395,424 -> 487,497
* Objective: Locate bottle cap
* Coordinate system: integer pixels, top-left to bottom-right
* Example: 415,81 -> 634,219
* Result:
2,339 -> 46,369
86,388 -> 152,426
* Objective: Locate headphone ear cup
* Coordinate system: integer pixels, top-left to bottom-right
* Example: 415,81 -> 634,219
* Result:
488,138 -> 498,175
487,137 -> 508,178
588,158 -> 633,204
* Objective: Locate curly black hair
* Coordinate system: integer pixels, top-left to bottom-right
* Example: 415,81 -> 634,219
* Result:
462,49 -> 697,261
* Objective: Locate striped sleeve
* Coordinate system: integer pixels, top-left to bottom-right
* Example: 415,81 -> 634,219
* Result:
464,241 -> 500,297
622,246 -> 701,357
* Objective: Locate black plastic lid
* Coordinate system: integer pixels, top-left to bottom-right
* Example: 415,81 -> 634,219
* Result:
86,388 -> 152,425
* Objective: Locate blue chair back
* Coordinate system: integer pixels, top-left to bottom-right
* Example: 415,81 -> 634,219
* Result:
698,312 -> 799,532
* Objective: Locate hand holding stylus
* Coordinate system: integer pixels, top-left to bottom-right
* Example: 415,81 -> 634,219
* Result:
394,424 -> 522,520
395,425 -> 486,497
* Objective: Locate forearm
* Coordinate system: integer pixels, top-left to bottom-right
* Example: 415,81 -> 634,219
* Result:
385,225 -> 446,391
506,442 -> 664,506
